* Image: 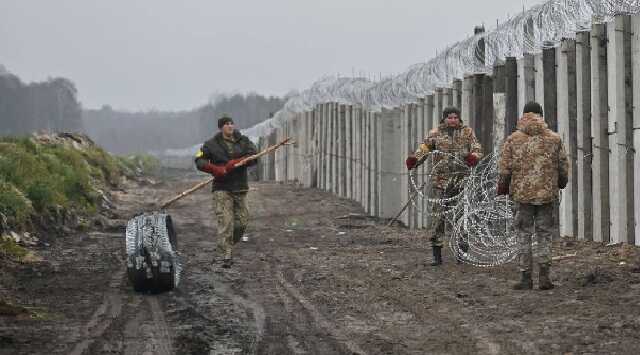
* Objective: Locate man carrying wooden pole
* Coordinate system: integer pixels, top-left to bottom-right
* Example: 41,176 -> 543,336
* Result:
194,114 -> 258,268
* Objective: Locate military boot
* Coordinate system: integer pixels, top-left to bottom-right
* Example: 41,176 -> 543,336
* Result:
431,246 -> 443,266
538,264 -> 555,290
512,271 -> 533,290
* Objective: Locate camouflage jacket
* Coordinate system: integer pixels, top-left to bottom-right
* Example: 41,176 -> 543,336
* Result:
414,122 -> 483,190
498,113 -> 569,204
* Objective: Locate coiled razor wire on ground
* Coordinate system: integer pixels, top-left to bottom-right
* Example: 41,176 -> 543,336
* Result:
409,153 -> 518,267
243,0 -> 640,141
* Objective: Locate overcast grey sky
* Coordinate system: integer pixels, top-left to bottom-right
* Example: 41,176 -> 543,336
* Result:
1,0 -> 546,111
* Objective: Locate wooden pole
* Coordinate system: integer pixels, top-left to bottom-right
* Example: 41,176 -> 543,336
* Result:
159,138 -> 293,210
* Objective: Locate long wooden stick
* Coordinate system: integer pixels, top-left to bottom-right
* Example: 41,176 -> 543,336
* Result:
159,137 -> 293,210
159,177 -> 214,209
234,137 -> 293,167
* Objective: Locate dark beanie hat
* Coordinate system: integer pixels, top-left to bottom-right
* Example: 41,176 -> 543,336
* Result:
440,106 -> 462,123
218,114 -> 234,129
523,102 -> 543,116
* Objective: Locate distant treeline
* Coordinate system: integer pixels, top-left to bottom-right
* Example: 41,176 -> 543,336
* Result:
0,63 -> 285,154
83,93 -> 286,155
0,67 -> 83,136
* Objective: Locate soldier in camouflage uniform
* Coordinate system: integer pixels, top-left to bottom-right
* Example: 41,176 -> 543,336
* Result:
497,102 -> 569,290
195,115 -> 258,268
406,107 -> 483,266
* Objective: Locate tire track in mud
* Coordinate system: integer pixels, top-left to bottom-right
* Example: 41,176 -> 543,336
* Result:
418,267 -> 517,355
68,269 -> 126,355
279,235 -> 509,354
273,267 -> 368,355
272,282 -> 309,355
146,297 -> 173,355
244,184 -> 367,354
66,269 -> 175,355
212,279 -> 266,353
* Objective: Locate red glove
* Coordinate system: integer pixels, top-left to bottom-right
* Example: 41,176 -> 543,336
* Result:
202,163 -> 227,178
225,158 -> 244,172
465,154 -> 479,167
496,182 -> 509,196
406,156 -> 418,170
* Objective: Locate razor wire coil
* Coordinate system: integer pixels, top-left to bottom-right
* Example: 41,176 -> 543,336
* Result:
409,152 -> 518,267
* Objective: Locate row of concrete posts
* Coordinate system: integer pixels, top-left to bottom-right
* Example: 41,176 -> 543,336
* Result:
256,15 -> 640,245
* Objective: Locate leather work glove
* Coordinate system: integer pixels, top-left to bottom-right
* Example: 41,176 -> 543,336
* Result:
225,158 -> 245,172
464,153 -> 479,167
406,155 -> 418,170
202,163 -> 228,178
558,175 -> 568,189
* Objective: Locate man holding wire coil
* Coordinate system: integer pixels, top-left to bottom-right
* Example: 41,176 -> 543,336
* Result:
406,107 -> 483,266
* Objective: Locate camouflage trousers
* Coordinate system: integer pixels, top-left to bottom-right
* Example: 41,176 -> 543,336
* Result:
429,188 -> 459,248
514,202 -> 553,272
213,191 -> 249,259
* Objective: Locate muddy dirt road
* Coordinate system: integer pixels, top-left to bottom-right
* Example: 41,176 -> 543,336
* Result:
2,173 -> 640,354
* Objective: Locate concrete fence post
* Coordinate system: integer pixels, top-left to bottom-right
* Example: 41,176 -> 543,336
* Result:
379,108 -> 404,219
426,94 -> 435,132
472,74 -> 485,144
576,31 -> 594,241
505,57 -> 519,137
607,15 -> 635,244
557,38 -> 579,238
336,103 -> 342,195
493,63 -> 506,152
443,88 -> 453,108
410,103 -> 420,229
631,16 -> 640,245
453,79 -> 463,110
482,74 -> 495,154
543,48 -> 558,132
364,111 -> 371,214
338,104 -> 347,197
534,52 -> 544,105
543,47 -> 560,240
517,53 -> 536,117
371,112 -> 381,216
461,75 -> 474,131
400,105 -> 410,226
346,105 -> 353,199
591,23 -> 611,243
434,88 -> 444,128
355,105 -> 363,205
416,98 -> 426,229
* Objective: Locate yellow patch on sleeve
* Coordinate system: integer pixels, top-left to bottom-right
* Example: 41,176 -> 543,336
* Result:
195,149 -> 204,158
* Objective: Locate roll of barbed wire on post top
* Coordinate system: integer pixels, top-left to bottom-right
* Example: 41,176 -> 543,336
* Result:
409,152 -> 517,267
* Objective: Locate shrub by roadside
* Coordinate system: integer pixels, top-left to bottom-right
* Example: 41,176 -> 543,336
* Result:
0,133 -> 159,260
